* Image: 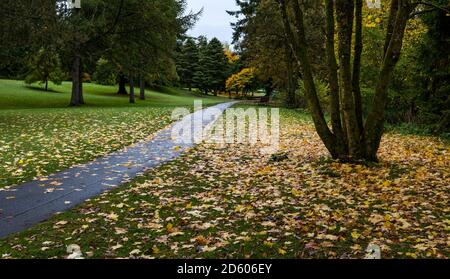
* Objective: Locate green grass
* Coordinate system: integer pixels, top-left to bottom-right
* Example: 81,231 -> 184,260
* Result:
0,79 -> 225,109
0,79 -> 226,187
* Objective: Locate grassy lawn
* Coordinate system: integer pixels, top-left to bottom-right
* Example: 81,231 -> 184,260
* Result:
1,107 -> 448,259
0,79 -> 226,188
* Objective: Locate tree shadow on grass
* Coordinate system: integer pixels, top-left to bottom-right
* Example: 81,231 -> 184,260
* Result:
24,85 -> 63,94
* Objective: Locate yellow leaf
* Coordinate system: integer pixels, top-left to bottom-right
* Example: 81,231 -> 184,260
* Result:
152,246 -> 160,254
166,223 -> 175,233
291,189 -> 301,197
107,212 -> 119,221
278,248 -> 287,255
351,231 -> 361,240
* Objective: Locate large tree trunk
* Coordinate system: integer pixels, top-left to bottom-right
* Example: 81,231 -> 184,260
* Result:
129,74 -> 135,104
139,77 -> 145,100
117,74 -> 128,95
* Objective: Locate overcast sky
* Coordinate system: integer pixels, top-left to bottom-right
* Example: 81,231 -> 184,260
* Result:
186,0 -> 239,45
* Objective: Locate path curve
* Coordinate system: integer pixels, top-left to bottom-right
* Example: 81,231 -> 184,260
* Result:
0,102 -> 236,238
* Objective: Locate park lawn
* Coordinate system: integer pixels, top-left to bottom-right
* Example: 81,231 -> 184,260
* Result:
0,107 -> 448,259
0,79 -> 226,188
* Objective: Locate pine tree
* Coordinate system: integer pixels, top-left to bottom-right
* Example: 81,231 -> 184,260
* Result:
177,38 -> 199,91
206,38 -> 228,95
193,36 -> 211,94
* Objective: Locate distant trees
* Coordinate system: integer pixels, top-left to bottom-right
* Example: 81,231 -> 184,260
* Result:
0,0 -> 198,106
177,36 -> 231,95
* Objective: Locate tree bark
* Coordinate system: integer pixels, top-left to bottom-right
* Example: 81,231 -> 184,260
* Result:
285,43 -> 297,108
139,77 -> 145,100
70,47 -> 82,106
129,74 -> 135,104
79,56 -> 84,104
353,0 -> 364,134
325,0 -> 347,156
384,0 -> 400,57
364,0 -> 414,161
336,0 -> 362,158
117,73 -> 128,95
45,79 -> 48,91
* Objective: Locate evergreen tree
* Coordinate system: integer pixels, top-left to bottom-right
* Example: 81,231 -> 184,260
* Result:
193,36 -> 211,94
206,38 -> 228,95
177,38 -> 199,91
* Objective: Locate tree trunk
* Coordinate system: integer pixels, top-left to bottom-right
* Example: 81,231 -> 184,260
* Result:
325,0 -> 347,156
129,74 -> 135,104
45,79 -> 48,91
285,44 -> 297,108
139,77 -> 145,100
79,57 -> 84,104
364,1 -> 413,161
336,0 -> 362,158
353,0 -> 364,134
117,74 -> 128,95
70,48 -> 82,106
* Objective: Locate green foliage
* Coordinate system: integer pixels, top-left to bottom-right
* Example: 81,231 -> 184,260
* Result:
206,38 -> 228,92
24,48 -> 65,90
190,37 -> 228,94
92,58 -> 117,86
176,38 -> 199,89
298,79 -> 330,110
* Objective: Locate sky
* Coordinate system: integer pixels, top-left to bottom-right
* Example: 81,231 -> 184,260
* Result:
186,0 -> 239,45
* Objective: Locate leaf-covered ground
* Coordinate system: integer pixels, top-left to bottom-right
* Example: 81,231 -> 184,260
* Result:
0,80 -> 226,188
0,109 -> 448,259
0,107 -> 174,188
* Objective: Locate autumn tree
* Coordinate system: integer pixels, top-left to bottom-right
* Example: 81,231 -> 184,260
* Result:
277,0 -> 420,161
226,67 -> 257,97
